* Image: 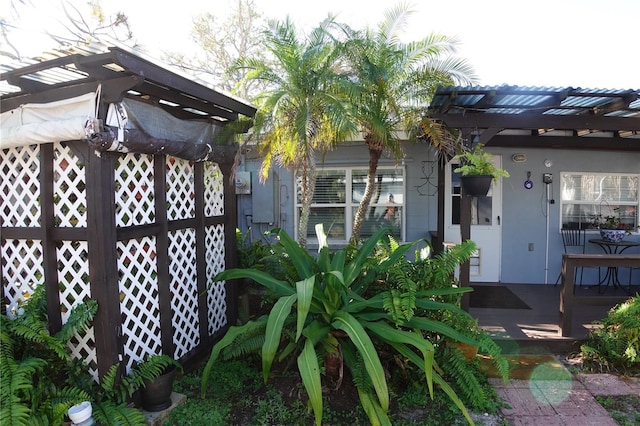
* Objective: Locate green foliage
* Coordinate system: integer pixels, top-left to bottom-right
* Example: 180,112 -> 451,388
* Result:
91,355 -> 181,425
98,355 -> 182,405
331,3 -> 477,239
236,228 -> 275,269
165,359 -> 262,425
453,143 -> 510,180
238,16 -> 358,246
0,283 -> 151,426
581,295 -> 640,373
438,345 -> 503,412
203,226 -> 488,425
133,354 -> 183,384
381,242 -> 509,409
0,284 -> 97,426
596,395 -> 640,426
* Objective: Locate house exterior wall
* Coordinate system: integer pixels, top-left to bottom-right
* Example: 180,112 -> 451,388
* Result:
236,142 -> 440,246
493,146 -> 640,285
237,143 -> 640,285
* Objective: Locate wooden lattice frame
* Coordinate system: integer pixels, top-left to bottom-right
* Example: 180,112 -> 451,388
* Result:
1,141 -> 238,379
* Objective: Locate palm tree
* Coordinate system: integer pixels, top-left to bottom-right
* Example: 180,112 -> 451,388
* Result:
333,4 -> 477,240
239,17 -> 356,247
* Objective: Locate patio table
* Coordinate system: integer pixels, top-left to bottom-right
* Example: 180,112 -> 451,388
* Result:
588,239 -> 640,293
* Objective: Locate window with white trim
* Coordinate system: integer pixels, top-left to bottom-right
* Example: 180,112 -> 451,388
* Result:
560,172 -> 639,231
296,167 -> 404,243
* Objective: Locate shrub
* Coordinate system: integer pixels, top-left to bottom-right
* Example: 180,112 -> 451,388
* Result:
581,295 -> 640,374
0,284 -> 97,425
203,226 -> 499,425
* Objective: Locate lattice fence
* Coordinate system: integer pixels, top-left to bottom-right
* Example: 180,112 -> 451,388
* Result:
2,142 -> 231,379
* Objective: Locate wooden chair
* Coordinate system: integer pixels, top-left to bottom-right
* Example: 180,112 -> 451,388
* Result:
555,228 -> 600,286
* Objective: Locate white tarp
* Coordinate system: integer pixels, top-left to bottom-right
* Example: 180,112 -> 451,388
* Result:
0,92 -> 98,149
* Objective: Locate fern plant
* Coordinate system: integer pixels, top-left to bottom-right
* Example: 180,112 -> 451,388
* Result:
378,237 -> 509,407
581,295 -> 640,374
90,355 -> 181,425
0,284 -> 97,426
203,226 -> 487,426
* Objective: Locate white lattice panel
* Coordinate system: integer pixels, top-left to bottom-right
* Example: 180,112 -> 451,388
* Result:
0,145 -> 41,227
117,236 -> 161,371
168,229 -> 200,358
58,240 -> 98,380
2,239 -> 44,316
166,157 -> 195,220
57,241 -> 91,322
54,143 -> 87,227
69,328 -> 98,381
206,224 -> 227,335
204,162 -> 224,217
115,154 -> 155,227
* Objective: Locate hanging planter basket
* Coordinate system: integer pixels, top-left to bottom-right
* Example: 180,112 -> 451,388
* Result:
460,175 -> 492,197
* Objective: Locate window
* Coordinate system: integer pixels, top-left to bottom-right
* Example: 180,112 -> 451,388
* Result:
560,172 -> 639,231
296,167 -> 404,243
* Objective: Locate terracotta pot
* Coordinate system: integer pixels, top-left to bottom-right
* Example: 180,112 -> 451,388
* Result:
140,366 -> 176,412
454,342 -> 479,359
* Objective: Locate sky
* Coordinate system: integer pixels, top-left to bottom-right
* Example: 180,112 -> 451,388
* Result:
3,0 -> 639,90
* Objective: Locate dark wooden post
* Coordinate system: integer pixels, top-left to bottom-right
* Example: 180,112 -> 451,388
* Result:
459,186 -> 471,311
86,150 -> 122,379
436,158 -> 446,255
220,149 -> 239,328
40,143 -> 63,333
194,161 -> 209,345
154,155 -> 173,357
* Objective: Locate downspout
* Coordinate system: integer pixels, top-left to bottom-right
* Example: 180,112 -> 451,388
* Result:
544,182 -> 550,284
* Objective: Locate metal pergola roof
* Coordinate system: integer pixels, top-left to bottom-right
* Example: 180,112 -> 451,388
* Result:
427,85 -> 640,151
0,42 -> 256,124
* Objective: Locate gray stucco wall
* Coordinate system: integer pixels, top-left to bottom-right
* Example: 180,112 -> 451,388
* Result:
494,146 -> 640,285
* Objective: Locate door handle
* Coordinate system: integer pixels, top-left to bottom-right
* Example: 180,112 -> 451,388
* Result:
497,216 -> 500,225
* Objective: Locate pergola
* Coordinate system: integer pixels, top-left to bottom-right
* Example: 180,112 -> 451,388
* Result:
426,85 -> 640,307
1,44 -> 256,377
428,85 -> 640,151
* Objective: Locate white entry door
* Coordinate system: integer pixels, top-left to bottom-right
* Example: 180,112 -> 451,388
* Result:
443,157 -> 503,282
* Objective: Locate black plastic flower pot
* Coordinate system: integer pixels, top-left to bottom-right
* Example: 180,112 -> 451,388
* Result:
140,366 -> 176,412
460,175 -> 492,197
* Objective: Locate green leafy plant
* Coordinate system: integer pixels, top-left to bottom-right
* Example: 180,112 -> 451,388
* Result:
453,143 -> 510,181
92,354 -> 181,425
581,295 -> 640,374
590,207 -> 638,234
236,228 -> 275,269
0,283 -> 148,425
203,226 -> 491,425
372,236 -> 509,412
0,284 -> 97,426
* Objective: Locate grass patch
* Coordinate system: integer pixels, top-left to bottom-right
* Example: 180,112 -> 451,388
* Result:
161,355 -> 506,426
596,394 -> 640,426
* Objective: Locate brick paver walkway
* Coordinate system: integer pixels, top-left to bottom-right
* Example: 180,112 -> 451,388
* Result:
489,362 -> 640,425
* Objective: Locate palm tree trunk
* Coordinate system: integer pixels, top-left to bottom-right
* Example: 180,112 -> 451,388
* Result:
351,142 -> 382,241
297,158 -> 316,248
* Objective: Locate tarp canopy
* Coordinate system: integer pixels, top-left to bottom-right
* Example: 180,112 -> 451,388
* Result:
1,44 -> 257,161
1,92 -> 97,149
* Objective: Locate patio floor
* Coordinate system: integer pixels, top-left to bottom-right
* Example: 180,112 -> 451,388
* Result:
468,282 -> 639,355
